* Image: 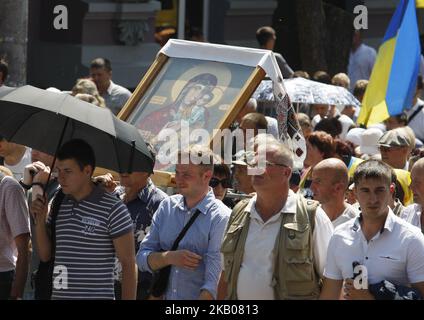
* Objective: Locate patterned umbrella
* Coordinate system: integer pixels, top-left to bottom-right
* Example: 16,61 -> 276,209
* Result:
283,77 -> 360,107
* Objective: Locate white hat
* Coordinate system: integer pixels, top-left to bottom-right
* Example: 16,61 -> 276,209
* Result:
358,128 -> 384,155
338,115 -> 355,140
345,127 -> 365,146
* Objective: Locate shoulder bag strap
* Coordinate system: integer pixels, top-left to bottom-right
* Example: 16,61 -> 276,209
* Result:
171,209 -> 201,251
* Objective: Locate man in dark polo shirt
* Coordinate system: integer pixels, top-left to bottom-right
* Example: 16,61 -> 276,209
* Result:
31,139 -> 136,300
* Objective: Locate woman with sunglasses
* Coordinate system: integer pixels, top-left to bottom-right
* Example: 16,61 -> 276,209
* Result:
210,163 -> 234,208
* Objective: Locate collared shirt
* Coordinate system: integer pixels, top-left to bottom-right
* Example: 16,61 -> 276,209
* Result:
101,80 -> 131,115
348,43 -> 377,91
236,190 -> 334,300
401,203 -> 423,232
324,209 -> 424,286
113,180 -> 167,281
323,204 -> 359,229
137,188 -> 230,300
406,98 -> 424,142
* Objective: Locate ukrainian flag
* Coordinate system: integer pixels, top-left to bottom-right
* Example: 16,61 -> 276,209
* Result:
357,0 -> 421,126
417,0 -> 424,8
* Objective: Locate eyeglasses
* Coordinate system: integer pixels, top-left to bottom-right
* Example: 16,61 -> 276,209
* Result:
238,151 -> 289,169
246,159 -> 289,168
209,177 -> 232,188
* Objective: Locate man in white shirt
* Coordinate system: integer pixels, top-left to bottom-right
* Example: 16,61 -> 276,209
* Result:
348,31 -> 377,92
311,158 -> 358,228
401,158 -> 424,232
320,160 -> 424,300
218,137 -> 333,300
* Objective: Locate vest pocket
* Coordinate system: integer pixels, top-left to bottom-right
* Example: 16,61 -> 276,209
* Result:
221,224 -> 243,253
221,224 -> 243,282
283,222 -> 310,250
283,222 -> 313,282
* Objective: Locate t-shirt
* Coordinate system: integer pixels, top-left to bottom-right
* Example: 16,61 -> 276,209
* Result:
102,81 -> 132,115
273,52 -> 294,79
4,147 -> 32,181
50,185 -> 133,300
348,43 -> 376,91
0,176 -> 30,272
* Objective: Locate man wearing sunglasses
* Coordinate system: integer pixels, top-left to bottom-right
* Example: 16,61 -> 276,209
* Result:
218,139 -> 333,300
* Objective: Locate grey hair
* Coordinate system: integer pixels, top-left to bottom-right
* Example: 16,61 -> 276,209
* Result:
254,136 -> 294,169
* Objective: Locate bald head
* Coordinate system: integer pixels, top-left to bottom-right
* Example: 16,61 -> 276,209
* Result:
412,158 -> 424,172
236,98 -> 257,123
313,158 -> 349,187
411,158 -> 424,206
311,158 -> 349,206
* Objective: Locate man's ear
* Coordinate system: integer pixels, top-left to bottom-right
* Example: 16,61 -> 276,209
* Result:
84,165 -> 94,177
284,167 -> 292,179
204,169 -> 213,181
389,182 -> 396,195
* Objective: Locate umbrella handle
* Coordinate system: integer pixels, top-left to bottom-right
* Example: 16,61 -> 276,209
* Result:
42,117 -> 69,196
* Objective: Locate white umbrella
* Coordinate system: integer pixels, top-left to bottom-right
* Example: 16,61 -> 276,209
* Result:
283,77 -> 360,107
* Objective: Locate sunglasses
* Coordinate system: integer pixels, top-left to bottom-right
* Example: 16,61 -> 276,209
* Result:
209,177 -> 232,188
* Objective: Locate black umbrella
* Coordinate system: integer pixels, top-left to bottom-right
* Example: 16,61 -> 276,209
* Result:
0,85 -> 154,174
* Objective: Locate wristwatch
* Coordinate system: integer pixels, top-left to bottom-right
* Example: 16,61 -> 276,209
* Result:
19,179 -> 32,190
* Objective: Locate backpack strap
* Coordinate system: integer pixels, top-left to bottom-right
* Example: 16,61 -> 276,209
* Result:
408,104 -> 424,123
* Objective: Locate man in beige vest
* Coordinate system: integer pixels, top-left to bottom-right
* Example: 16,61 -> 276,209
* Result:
218,139 -> 333,300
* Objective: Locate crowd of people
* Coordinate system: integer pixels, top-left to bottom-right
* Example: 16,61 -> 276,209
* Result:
1,24 -> 424,301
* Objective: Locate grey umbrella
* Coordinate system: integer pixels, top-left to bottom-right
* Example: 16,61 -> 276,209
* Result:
283,77 -> 360,107
253,78 -> 360,107
0,85 -> 154,174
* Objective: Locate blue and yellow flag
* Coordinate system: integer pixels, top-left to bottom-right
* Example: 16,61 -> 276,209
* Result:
357,0 -> 421,126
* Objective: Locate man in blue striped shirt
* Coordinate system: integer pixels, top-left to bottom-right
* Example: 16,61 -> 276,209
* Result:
31,139 -> 136,300
137,145 -> 230,300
